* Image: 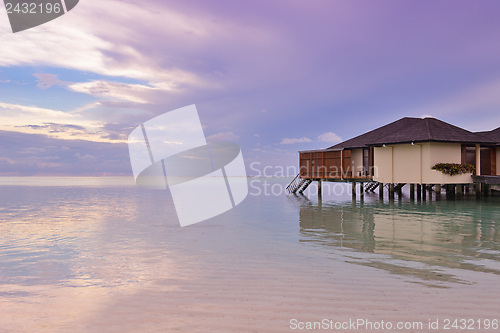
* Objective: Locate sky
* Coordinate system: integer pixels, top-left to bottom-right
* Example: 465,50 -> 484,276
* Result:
1,0 -> 500,176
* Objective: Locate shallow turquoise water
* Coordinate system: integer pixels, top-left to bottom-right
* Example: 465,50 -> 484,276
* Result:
1,177 -> 499,289
0,177 -> 500,330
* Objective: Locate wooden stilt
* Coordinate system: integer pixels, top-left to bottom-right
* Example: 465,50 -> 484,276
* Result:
484,184 -> 491,196
389,183 -> 395,199
379,182 -> 384,199
360,182 -> 364,198
422,184 -> 427,200
410,184 -> 415,200
318,179 -> 322,200
417,184 -> 421,200
352,181 -> 356,197
476,183 -> 481,199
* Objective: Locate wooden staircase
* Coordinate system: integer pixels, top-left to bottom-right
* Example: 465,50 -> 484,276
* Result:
364,182 -> 380,192
286,174 -> 313,194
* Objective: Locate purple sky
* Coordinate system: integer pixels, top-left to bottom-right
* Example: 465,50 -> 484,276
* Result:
1,0 -> 500,176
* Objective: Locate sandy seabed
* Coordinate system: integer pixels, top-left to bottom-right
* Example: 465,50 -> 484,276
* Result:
1,181 -> 499,332
1,251 -> 499,333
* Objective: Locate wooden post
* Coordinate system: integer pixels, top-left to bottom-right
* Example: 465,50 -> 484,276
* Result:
321,152 -> 325,179
422,184 -> 427,200
410,184 -> 415,200
379,182 -> 384,199
340,150 -> 343,180
446,184 -> 454,198
484,184 -> 491,196
397,184 -> 402,196
352,181 -> 356,197
457,184 -> 463,196
476,183 -> 481,199
360,182 -> 364,199
476,144 -> 481,176
389,183 -> 395,199
318,179 -> 322,200
417,184 -> 422,200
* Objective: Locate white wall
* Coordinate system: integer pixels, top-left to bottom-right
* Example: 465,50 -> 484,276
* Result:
374,142 -> 473,184
422,142 -> 472,184
373,146 -> 392,183
393,144 -> 421,183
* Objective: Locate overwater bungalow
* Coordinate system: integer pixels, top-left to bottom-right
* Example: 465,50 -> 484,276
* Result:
287,117 -> 500,198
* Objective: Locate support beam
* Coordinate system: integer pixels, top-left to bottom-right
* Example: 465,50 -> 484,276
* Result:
318,179 -> 322,200
352,181 -> 356,197
379,183 -> 384,199
476,183 -> 481,199
360,182 -> 364,198
457,184 -> 463,196
389,183 -> 395,199
410,184 -> 415,200
422,184 -> 427,200
417,184 -> 422,200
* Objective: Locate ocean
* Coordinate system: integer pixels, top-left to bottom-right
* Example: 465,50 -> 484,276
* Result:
1,177 -> 499,332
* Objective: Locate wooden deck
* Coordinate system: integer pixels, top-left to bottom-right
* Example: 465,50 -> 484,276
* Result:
472,175 -> 500,184
299,149 -> 373,180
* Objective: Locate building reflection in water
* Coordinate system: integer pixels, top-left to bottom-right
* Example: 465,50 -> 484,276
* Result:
296,194 -> 500,285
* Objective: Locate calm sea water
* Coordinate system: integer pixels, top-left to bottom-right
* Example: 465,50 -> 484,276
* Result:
1,177 -> 499,331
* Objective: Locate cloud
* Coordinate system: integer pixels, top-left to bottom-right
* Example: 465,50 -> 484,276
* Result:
254,134 -> 260,137
279,137 -> 312,144
0,102 -> 124,143
0,130 -> 131,176
317,132 -> 342,143
206,132 -> 240,141
21,123 -> 87,132
75,153 -> 97,160
278,133 -> 341,145
33,73 -> 68,89
0,0 -> 203,85
18,147 -> 46,154
68,80 -> 161,103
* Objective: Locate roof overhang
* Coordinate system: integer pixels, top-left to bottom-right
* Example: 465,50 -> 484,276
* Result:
367,139 -> 498,147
